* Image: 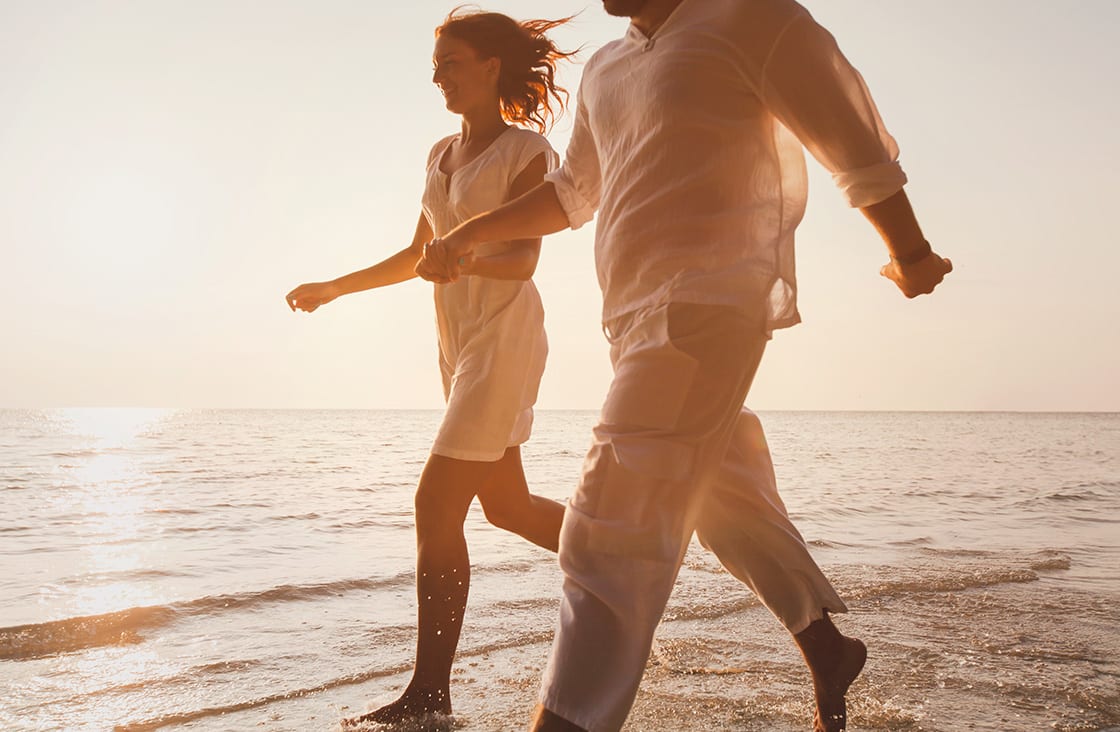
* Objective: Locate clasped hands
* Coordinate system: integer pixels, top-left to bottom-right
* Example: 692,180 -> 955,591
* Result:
415,237 -> 474,284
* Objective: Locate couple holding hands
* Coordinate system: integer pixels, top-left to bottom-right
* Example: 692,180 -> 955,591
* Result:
286,2 -> 951,731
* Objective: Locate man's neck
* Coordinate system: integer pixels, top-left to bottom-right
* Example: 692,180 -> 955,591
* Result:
631,0 -> 685,37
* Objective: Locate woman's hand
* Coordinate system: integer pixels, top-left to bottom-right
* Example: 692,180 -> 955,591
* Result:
285,281 -> 339,312
415,239 -> 475,284
415,241 -> 451,283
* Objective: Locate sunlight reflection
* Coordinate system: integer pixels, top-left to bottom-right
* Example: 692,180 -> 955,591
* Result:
59,407 -> 172,450
49,644 -> 185,731
70,452 -> 139,488
56,644 -> 176,697
47,409 -> 175,619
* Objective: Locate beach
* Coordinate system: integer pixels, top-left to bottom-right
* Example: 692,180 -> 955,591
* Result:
2,409 -> 1118,731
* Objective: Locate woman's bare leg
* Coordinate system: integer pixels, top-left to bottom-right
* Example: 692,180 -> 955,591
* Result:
344,447 -> 564,727
345,453 -> 497,726
476,446 -> 565,552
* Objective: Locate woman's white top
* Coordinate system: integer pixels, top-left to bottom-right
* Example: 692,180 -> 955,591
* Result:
421,126 -> 558,462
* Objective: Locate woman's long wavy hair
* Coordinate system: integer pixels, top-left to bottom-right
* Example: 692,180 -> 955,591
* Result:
436,7 -> 577,133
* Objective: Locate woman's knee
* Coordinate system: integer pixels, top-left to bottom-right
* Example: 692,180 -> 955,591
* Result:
479,493 -> 524,532
414,475 -> 473,534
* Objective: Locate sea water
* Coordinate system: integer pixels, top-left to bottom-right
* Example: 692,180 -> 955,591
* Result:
1,409 -> 1117,731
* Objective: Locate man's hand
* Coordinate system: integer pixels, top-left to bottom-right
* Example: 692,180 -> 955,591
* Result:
416,239 -> 464,283
415,240 -> 453,283
416,234 -> 476,284
880,251 -> 953,298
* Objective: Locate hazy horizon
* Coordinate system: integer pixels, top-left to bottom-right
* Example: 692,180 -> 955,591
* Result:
3,0 -> 1118,412
4,406 -> 1118,416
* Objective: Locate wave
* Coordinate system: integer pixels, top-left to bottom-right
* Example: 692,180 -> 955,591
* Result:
841,566 -> 1041,600
1027,554 -> 1073,572
1045,484 -> 1120,501
326,518 -> 390,530
112,631 -> 558,731
207,501 -> 273,509
62,568 -> 191,585
0,605 -> 176,661
1,554 -> 556,662
665,564 -> 1044,624
13,546 -> 1064,662
102,660 -> 270,702
805,538 -> 866,549
147,507 -> 204,516
45,449 -> 102,459
886,536 -> 935,547
663,550 -> 1073,624
162,523 -> 254,536
917,547 -> 1072,570
113,662 -> 416,731
0,574 -> 413,662
0,524 -> 33,533
1007,480 -> 1120,507
843,550 -> 1072,599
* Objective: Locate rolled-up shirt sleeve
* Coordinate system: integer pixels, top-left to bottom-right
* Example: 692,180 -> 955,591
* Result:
544,82 -> 601,229
760,12 -> 907,208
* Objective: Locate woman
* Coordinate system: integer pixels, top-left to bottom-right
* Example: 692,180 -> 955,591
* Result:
285,8 -> 574,726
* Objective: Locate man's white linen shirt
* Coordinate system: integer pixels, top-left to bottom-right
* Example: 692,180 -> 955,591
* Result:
545,0 -> 908,332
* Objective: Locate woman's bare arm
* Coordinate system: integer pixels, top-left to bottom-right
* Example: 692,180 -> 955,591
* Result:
286,211 -> 433,312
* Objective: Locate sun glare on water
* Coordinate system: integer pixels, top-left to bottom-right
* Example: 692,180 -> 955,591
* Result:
48,408 -> 176,619
13,409 -> 195,728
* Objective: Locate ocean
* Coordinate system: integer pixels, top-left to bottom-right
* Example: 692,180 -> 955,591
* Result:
1,409 -> 1117,732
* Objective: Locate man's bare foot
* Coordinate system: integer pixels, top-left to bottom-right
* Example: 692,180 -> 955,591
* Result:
810,634 -> 866,731
794,615 -> 867,732
340,688 -> 452,729
530,704 -> 587,732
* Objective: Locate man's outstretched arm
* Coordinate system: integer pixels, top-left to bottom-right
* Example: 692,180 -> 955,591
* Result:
859,189 -> 953,298
417,181 -> 571,283
759,13 -> 951,297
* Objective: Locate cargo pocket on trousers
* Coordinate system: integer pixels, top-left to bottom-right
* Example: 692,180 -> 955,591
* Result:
600,305 -> 700,435
563,435 -> 697,564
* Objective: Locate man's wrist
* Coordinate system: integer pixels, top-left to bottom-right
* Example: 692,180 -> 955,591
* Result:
889,239 -> 932,266
452,218 -> 484,253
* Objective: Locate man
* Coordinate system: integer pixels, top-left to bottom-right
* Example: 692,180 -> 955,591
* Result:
417,0 -> 952,730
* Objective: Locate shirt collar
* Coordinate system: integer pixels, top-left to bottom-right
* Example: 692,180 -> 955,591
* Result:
624,0 -> 693,48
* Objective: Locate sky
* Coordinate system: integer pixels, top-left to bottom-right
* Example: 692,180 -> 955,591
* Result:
1,0 -> 1118,411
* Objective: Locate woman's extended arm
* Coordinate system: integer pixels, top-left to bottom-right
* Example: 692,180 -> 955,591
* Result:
285,211 -> 433,312
459,151 -> 550,281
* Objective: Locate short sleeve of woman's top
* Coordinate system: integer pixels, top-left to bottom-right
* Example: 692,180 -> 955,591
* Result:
505,129 -> 560,188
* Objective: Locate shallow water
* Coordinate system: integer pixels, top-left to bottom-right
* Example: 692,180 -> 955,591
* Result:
1,409 -> 1118,731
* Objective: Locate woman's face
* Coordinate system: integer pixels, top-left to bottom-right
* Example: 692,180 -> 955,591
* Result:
431,33 -> 499,116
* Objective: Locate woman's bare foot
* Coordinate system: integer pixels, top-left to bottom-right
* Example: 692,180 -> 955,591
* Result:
794,615 -> 867,732
341,688 -> 452,729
